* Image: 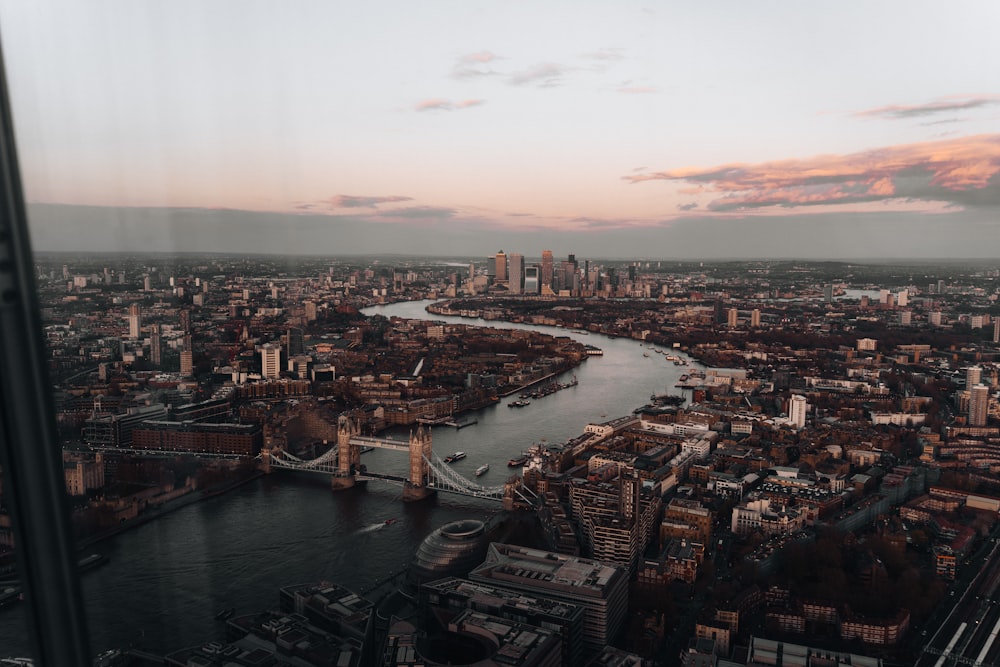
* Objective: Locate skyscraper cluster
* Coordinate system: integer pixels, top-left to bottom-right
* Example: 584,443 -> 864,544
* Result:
489,249 -> 577,296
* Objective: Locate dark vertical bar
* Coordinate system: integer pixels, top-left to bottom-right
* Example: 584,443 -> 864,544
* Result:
0,29 -> 93,667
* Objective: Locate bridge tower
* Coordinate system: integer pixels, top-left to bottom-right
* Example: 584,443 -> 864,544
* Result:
402,424 -> 435,502
331,414 -> 360,492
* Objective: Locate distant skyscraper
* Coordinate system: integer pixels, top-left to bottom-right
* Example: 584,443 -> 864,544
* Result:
128,303 -> 141,339
143,275 -> 151,291
994,318 -> 1000,344
789,394 -> 808,429
970,384 -> 990,427
897,290 -> 908,307
523,266 -> 539,294
929,311 -> 943,326
261,343 -> 282,380
541,250 -> 554,289
750,309 -> 761,327
304,301 -> 317,322
287,327 -> 305,358
495,250 -> 507,283
727,308 -> 739,328
967,366 -> 982,388
179,309 -> 191,334
149,324 -> 161,366
823,284 -> 833,303
507,254 -> 524,294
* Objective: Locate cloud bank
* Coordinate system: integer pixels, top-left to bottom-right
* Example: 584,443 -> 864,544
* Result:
854,95 -> 999,120
628,134 -> 1000,212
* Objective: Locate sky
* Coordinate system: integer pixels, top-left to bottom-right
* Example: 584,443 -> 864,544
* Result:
1,1 -> 999,259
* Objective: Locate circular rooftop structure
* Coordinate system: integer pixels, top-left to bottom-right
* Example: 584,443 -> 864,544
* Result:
410,519 -> 488,585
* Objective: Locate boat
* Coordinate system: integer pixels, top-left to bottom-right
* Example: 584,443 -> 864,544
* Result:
78,553 -> 108,572
508,455 -> 529,467
215,607 -> 235,621
475,464 -> 489,477
444,452 -> 466,463
508,399 -> 530,408
359,445 -> 375,454
384,518 -> 398,526
643,352 -> 649,357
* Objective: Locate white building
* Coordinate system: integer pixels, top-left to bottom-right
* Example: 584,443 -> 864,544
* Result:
789,394 -> 808,430
260,343 -> 282,380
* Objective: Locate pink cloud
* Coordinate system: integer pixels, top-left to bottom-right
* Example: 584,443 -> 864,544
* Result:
627,134 -> 1000,212
617,85 -> 657,94
414,98 -> 485,112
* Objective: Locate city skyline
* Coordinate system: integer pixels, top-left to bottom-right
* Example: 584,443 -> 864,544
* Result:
2,2 -> 1000,257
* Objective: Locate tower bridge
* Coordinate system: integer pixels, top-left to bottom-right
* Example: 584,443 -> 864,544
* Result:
260,415 -> 536,506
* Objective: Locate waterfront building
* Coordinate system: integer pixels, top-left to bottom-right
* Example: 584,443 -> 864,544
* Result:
132,421 -> 263,457
383,609 -> 562,667
469,543 -> 628,653
420,577 -> 585,667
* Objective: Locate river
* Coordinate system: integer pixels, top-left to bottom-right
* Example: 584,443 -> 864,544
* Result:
0,299 -> 701,657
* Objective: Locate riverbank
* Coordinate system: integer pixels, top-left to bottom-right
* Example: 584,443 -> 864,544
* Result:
76,471 -> 265,551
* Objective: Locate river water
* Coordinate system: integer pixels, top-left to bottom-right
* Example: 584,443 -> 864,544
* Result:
0,299 -> 700,657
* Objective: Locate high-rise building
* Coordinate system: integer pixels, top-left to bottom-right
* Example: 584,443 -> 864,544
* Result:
899,311 -> 911,326
929,311 -> 943,326
508,254 -> 524,294
967,366 -> 982,388
149,324 -> 161,366
304,301 -> 317,322
750,309 -> 761,328
897,290 -> 909,307
523,266 -> 539,294
541,250 -> 554,290
727,308 -> 739,328
260,343 -> 282,380
286,327 -> 305,358
823,284 -> 833,303
128,303 -> 141,339
495,250 -> 507,283
994,318 -> 1000,344
970,384 -> 990,427
143,275 -> 151,291
789,394 -> 808,429
179,309 -> 191,334
179,350 -> 193,377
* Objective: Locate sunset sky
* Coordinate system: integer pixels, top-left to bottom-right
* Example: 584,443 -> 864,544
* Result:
1,1 -> 999,258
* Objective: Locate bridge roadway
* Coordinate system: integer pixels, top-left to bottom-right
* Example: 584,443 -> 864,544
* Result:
919,538 -> 1000,667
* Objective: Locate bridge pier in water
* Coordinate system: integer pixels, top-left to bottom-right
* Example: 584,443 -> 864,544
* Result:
402,425 -> 435,502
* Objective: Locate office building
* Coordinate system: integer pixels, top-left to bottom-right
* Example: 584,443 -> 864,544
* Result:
469,543 -> 628,653
260,343 -> 282,380
789,394 -> 807,429
967,366 -> 982,388
286,327 -> 305,357
970,384 -> 990,427
420,577 -> 585,667
128,303 -> 141,339
523,266 -> 539,294
495,250 -> 507,283
508,253 -> 524,294
541,250 -> 554,292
